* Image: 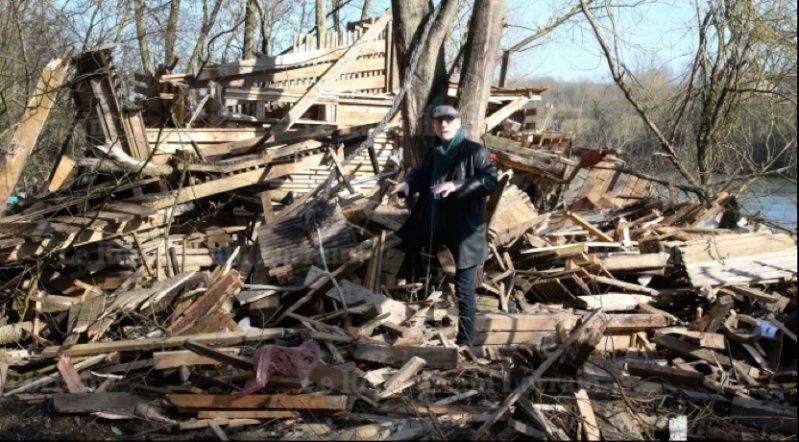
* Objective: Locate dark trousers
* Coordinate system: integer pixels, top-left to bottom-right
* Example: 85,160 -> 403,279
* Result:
397,237 -> 478,348
454,265 -> 477,348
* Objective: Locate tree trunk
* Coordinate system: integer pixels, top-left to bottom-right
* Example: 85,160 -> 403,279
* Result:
132,0 -> 154,76
243,0 -> 256,58
260,17 -> 272,56
391,0 -> 459,165
186,0 -> 224,75
361,0 -> 371,20
163,0 -> 181,68
458,0 -> 504,139
332,0 -> 342,32
316,0 -> 326,47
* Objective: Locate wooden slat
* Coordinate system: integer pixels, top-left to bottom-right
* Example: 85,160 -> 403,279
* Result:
40,329 -> 288,358
268,12 -> 391,138
353,342 -> 457,370
167,393 -> 348,411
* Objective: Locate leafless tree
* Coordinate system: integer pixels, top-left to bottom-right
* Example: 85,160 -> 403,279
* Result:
581,0 -> 797,198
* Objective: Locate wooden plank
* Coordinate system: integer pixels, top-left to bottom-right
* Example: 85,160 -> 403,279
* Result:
587,274 -> 661,296
259,191 -> 275,224
104,202 -> 158,217
474,314 -> 576,333
166,393 -> 348,411
130,168 -> 269,209
483,95 -> 532,133
0,55 -> 72,204
654,327 -> 726,350
267,12 -> 391,138
599,253 -> 670,272
575,389 -> 601,441
626,361 -> 704,388
730,397 -> 797,434
680,233 -> 797,287
40,329 -> 288,358
353,342 -> 457,370
56,355 -> 89,393
52,392 -> 144,414
652,334 -> 733,367
47,155 -> 75,192
578,294 -> 653,311
179,418 -> 262,430
70,295 -> 106,334
196,40 -> 387,81
168,271 -> 240,334
182,340 -> 252,370
380,356 -> 426,397
197,410 -> 300,419
566,211 -> 614,242
153,348 -> 243,370
327,147 -> 355,194
724,285 -> 780,303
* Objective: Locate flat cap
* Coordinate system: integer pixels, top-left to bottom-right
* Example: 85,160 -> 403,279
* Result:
431,104 -> 460,119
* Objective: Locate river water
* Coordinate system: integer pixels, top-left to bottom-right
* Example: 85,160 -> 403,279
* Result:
652,176 -> 797,231
737,177 -> 797,230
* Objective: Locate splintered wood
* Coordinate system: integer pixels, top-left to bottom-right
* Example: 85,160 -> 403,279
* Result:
0,10 -> 795,442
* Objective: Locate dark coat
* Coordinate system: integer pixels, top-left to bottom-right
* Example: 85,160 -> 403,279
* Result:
397,137 -> 498,269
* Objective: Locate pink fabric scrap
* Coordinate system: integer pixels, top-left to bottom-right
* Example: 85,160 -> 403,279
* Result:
238,340 -> 321,395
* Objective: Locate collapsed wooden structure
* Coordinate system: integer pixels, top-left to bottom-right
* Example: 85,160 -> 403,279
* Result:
0,12 -> 796,441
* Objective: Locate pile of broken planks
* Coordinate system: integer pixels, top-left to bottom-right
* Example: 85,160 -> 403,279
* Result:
0,13 -> 797,442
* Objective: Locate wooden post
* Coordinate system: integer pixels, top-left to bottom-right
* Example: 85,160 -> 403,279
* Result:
259,191 -> 275,224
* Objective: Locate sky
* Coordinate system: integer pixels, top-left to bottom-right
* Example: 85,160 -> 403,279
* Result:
355,0 -> 701,83
502,0 -> 700,82
51,0 -> 703,84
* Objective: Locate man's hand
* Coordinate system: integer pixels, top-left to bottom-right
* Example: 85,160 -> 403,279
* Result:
390,182 -> 410,198
431,181 -> 459,197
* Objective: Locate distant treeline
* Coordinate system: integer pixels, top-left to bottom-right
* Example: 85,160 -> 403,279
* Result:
511,74 -> 797,178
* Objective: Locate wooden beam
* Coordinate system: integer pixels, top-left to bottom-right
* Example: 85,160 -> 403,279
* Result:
53,392 -> 144,414
181,340 -> 252,370
566,211 -> 614,242
327,147 -> 355,194
575,389 -> 601,441
167,393 -> 348,412
483,95 -> 530,133
0,55 -> 72,204
197,410 -> 300,419
353,342 -> 457,370
168,271 -> 240,334
40,329 -> 289,358
652,334 -> 734,367
379,356 -> 426,397
153,348 -> 244,370
268,12 -> 391,138
626,361 -> 704,388
259,191 -> 275,224
47,155 -> 76,192
56,355 -> 90,393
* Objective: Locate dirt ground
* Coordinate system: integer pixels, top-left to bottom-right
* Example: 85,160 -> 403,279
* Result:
0,396 -> 793,440
0,399 -> 158,441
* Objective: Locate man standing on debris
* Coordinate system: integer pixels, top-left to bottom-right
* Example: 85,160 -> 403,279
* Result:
390,105 -> 498,349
